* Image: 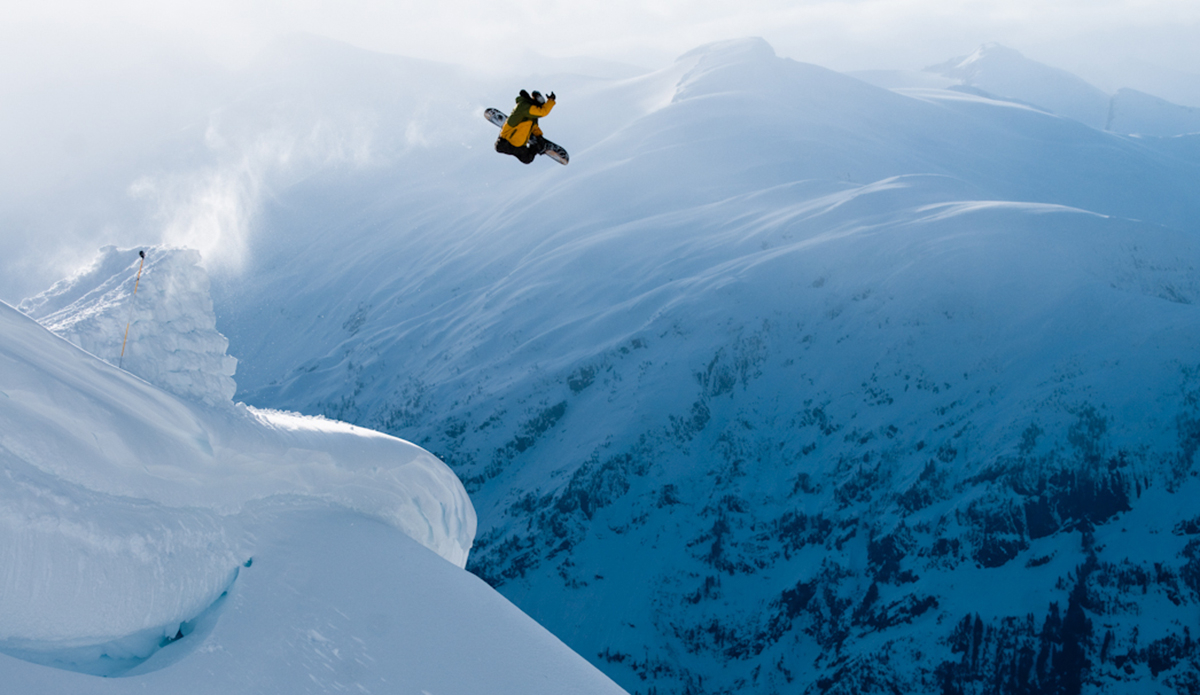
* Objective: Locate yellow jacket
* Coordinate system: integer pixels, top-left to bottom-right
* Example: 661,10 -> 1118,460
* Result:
500,96 -> 555,147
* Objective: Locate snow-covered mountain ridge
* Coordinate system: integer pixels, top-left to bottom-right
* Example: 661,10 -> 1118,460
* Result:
179,37 -> 1200,694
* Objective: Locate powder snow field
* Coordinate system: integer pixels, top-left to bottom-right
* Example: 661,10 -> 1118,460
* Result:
0,300 -> 624,693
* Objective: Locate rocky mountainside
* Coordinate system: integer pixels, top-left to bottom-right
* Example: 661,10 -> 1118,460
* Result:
39,36 -> 1194,694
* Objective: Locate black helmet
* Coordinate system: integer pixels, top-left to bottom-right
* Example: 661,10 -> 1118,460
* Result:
530,90 -> 546,105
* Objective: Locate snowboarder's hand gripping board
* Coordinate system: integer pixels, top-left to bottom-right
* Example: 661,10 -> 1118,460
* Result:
486,107 -> 569,165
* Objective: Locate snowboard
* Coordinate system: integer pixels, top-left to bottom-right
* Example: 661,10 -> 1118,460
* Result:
485,107 -> 569,165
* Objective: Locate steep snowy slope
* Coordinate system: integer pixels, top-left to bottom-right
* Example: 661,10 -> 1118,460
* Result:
188,37 -> 1200,694
0,508 -> 627,694
0,301 -> 625,693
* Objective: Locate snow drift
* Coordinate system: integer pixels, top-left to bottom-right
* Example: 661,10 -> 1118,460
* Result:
0,299 -> 478,678
0,507 -> 625,694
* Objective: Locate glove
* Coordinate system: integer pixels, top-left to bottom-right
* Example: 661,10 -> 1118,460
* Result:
548,92 -> 556,102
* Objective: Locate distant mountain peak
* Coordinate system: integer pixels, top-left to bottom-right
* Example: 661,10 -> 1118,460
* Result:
927,43 -> 1063,81
925,43 -> 1110,128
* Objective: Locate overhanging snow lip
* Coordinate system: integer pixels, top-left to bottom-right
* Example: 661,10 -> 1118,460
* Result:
0,565 -> 239,678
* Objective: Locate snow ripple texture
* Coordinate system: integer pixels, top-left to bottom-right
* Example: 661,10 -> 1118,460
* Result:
19,245 -> 237,406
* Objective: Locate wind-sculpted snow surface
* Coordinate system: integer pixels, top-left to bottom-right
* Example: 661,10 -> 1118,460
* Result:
0,301 -> 484,681
190,38 -> 1200,694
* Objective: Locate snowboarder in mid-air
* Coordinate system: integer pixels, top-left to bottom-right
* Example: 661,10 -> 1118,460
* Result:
492,89 -> 558,164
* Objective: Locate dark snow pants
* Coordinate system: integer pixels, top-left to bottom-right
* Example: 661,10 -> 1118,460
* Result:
495,136 -> 542,164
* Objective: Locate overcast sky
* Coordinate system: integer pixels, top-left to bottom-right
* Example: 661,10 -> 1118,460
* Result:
3,0 -> 1198,87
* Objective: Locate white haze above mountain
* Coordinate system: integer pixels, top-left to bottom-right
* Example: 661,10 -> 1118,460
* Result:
1,25 -> 1198,305
5,0 -> 1199,78
1,1 -> 1198,284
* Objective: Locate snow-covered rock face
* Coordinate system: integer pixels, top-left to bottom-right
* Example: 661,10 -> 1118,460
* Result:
20,246 -> 238,405
197,37 -> 1200,694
